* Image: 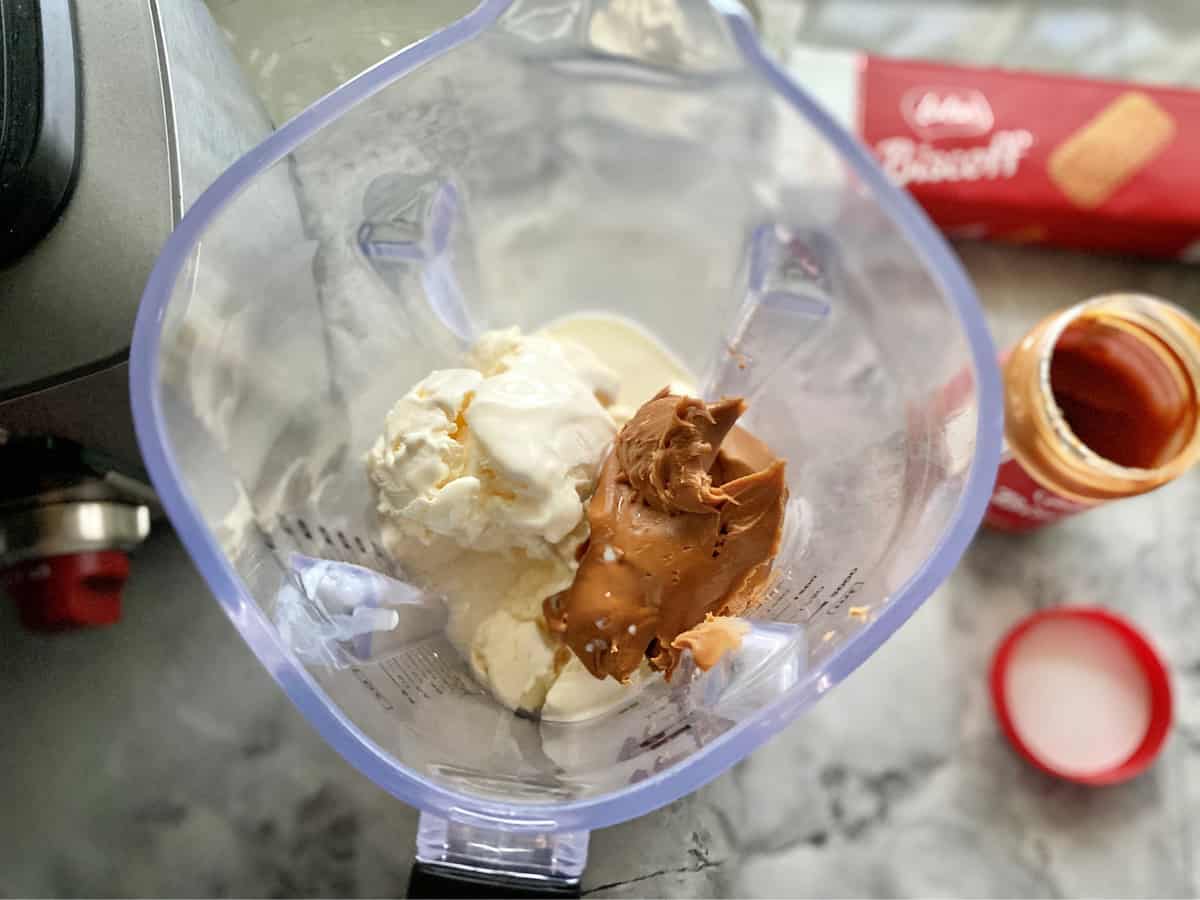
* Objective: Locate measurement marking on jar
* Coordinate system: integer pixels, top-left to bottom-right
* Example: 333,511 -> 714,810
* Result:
829,567 -> 858,600
765,567 -> 866,624
351,665 -> 394,711
378,642 -> 479,706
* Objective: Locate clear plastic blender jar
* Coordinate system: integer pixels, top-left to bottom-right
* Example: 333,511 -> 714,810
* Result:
129,0 -> 1002,891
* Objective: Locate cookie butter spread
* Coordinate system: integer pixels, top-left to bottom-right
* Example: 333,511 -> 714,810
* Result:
672,614 -> 753,671
547,389 -> 787,682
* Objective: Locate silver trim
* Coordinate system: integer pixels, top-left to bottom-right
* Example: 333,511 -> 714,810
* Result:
0,502 -> 151,565
146,0 -> 183,224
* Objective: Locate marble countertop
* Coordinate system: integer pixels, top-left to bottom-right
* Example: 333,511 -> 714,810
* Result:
8,2 -> 1200,897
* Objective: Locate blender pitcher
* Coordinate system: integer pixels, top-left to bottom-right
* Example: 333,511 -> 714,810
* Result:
129,0 -> 1002,892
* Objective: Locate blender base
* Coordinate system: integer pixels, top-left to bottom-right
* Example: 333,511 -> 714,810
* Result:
411,812 -> 587,897
407,862 -> 581,898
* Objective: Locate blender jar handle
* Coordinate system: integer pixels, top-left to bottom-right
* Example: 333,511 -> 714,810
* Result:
410,811 -> 588,897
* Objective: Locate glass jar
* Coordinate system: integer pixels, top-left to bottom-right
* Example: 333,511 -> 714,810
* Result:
985,293 -> 1200,532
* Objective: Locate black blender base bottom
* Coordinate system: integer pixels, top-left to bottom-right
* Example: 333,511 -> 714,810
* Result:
407,863 -> 582,898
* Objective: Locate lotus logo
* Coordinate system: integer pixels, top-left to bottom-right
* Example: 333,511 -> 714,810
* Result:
901,87 -> 994,139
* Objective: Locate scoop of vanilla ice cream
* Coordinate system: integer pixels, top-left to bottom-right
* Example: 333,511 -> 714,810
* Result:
367,328 -> 618,561
378,473 -> 622,715
368,368 -> 483,534
401,530 -> 575,712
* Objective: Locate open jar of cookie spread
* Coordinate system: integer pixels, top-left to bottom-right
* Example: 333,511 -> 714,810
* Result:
986,293 -> 1200,532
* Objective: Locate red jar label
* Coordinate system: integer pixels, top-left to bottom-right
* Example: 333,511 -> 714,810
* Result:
984,453 -> 1093,532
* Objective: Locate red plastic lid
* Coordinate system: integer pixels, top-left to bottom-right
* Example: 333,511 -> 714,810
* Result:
991,606 -> 1172,785
1,551 -> 129,631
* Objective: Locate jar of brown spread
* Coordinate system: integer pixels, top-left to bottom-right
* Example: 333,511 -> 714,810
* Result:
985,293 -> 1200,532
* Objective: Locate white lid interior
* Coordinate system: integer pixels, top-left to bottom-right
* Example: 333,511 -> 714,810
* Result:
1003,617 -> 1151,777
